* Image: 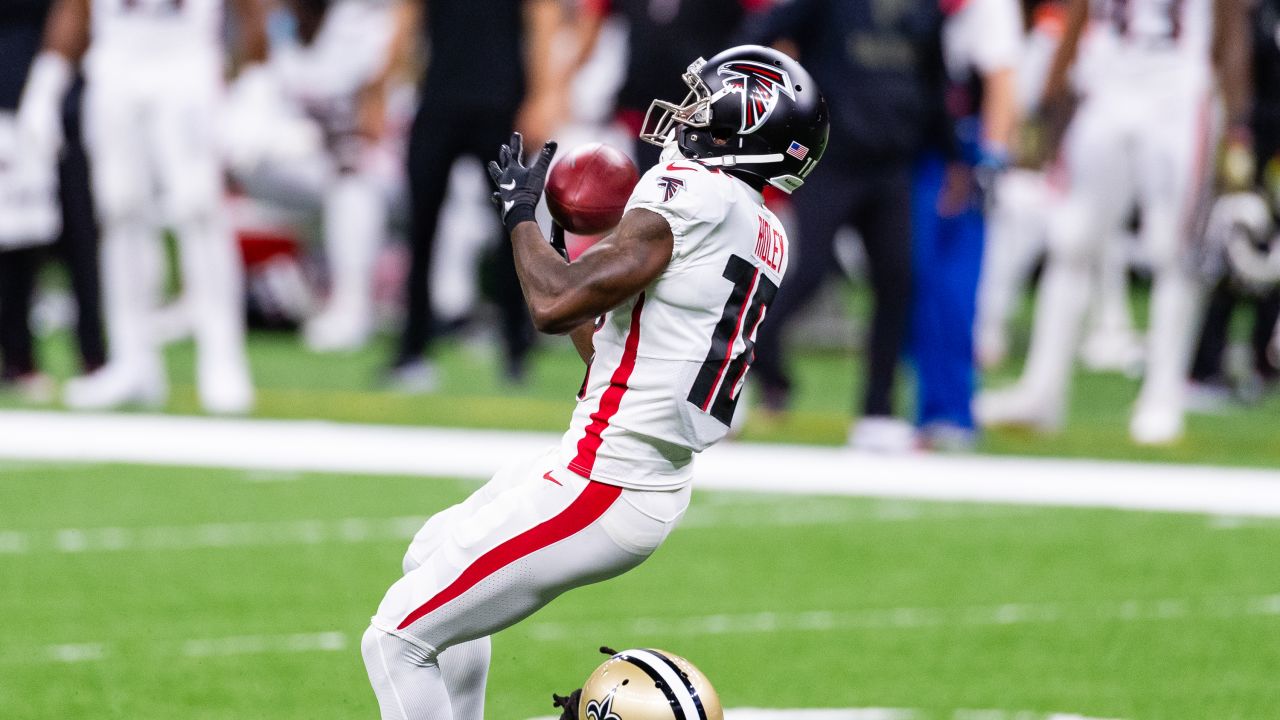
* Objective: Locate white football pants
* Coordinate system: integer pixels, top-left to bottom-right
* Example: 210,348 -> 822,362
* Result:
362,449 -> 689,720
977,169 -> 1136,366
84,61 -> 252,412
1014,83 -> 1214,419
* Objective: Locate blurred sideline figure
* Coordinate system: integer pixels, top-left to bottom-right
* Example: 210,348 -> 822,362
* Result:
33,0 -> 263,414
565,0 -> 768,172
1188,0 -> 1280,404
977,0 -> 1251,444
373,0 -> 562,391
975,0 -> 1144,375
739,0 -> 947,451
1,0 -> 104,400
908,0 -> 1022,450
225,0 -> 399,352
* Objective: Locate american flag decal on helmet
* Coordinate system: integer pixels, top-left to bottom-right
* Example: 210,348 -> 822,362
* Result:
786,141 -> 809,160
717,61 -> 797,135
657,176 -> 685,203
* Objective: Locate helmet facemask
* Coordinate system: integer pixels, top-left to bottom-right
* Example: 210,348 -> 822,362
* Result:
640,58 -> 733,148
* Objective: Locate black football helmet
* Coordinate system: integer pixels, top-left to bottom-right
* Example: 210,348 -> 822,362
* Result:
640,44 -> 829,194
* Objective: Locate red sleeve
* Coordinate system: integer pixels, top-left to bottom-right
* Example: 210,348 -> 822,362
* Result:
583,0 -> 612,16
740,0 -> 773,11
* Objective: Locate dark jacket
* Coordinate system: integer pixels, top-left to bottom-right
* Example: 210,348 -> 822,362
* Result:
738,0 -> 949,165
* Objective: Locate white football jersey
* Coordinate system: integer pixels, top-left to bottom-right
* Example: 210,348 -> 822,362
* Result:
1084,0 -> 1214,90
558,157 -> 789,490
89,0 -> 223,70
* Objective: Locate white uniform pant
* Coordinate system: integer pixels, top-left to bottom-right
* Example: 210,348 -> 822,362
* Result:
363,449 -> 688,719
83,56 -> 250,408
1019,81 -> 1215,417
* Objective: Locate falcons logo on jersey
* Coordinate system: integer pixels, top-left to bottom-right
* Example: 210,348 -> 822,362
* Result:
717,61 -> 796,134
657,176 -> 686,202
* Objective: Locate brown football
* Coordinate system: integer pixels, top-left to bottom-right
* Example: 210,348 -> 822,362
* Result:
545,142 -> 640,235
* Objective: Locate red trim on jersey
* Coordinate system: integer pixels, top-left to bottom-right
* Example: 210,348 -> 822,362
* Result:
396,480 -> 622,630
568,294 -> 646,479
701,269 -> 760,411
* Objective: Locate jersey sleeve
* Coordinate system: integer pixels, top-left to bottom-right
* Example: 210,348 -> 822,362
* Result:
625,161 -> 731,257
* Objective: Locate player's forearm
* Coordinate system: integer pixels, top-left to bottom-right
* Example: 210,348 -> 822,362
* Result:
375,0 -> 421,89
1042,0 -> 1088,104
510,221 -> 596,335
42,0 -> 89,61
981,67 -> 1019,152
523,0 -> 563,97
231,0 -> 269,65
1214,0 -> 1252,129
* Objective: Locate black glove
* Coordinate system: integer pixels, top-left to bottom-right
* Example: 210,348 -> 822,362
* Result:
551,689 -> 582,720
488,132 -> 557,234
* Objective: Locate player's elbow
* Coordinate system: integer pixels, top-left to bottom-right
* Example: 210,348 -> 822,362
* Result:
529,304 -> 581,335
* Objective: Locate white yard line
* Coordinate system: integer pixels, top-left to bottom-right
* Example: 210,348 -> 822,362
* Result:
1,410 -> 1279,515
0,502 -> 1027,556
529,707 -> 1121,712
15,591 -> 1280,668
523,592 -> 1280,642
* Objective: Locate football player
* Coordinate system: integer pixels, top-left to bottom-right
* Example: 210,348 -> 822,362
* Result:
360,45 -> 829,720
30,0 -> 263,414
976,0 -> 1251,443
226,0 -> 400,352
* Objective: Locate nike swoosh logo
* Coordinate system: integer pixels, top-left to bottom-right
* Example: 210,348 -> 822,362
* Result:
500,180 -> 516,190
542,471 -> 562,486
665,162 -> 697,172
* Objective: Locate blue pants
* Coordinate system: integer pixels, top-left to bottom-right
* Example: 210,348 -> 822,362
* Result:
910,152 -> 985,429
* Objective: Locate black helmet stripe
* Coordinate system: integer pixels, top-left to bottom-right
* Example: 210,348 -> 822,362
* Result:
617,650 -> 706,720
644,649 -> 708,720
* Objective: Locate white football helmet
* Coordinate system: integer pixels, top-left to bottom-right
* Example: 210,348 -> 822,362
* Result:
1203,192 -> 1280,294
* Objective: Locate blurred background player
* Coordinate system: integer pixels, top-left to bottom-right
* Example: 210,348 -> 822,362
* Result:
226,0 -> 399,353
1188,0 -> 1280,404
976,0 -> 1145,376
0,0 -> 104,401
372,0 -> 562,390
739,0 -> 947,451
32,0 -> 264,414
976,0 -> 1251,444
565,0 -> 768,172
908,0 -> 1022,450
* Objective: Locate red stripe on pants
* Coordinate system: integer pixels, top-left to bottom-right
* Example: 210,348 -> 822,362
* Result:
397,480 -> 623,630
569,294 -> 645,479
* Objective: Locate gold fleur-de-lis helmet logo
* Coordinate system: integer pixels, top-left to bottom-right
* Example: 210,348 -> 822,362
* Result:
584,685 -> 623,720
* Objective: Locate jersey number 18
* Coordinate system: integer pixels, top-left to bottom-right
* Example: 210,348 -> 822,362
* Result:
687,255 -> 778,425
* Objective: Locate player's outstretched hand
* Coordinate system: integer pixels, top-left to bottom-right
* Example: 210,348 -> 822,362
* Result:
488,131 -> 558,234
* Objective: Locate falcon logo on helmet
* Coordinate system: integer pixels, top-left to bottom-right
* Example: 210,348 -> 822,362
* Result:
717,61 -> 796,135
637,45 -> 829,195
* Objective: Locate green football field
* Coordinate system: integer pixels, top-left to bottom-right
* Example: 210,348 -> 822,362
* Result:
3,286 -> 1280,718
3,462 -> 1280,719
